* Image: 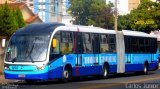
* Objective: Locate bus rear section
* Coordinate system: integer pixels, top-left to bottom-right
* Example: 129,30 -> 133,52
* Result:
122,30 -> 159,73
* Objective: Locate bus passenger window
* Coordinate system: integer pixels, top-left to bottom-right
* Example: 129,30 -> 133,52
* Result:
49,32 -> 61,62
100,34 -> 109,53
50,32 -> 60,54
61,32 -> 73,54
108,34 -> 116,52
83,33 -> 92,53
52,40 -> 60,54
62,43 -> 70,54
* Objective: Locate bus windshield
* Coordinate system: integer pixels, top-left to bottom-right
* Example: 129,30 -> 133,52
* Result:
5,34 -> 50,62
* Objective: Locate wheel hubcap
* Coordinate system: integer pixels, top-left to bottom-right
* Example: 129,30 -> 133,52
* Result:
104,68 -> 107,77
144,66 -> 147,73
64,70 -> 69,78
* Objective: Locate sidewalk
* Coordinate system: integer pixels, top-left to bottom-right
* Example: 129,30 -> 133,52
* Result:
0,74 -> 17,84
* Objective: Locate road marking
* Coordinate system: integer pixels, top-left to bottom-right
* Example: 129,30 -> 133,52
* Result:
78,76 -> 160,89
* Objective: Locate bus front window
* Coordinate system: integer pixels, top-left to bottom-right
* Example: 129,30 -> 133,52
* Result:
6,35 -> 50,62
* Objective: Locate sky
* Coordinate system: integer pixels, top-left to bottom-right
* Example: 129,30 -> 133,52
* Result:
106,0 -> 128,15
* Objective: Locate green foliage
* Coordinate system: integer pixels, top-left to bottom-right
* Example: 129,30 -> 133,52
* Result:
118,14 -> 131,30
68,0 -> 114,29
0,1 -> 26,37
0,6 -> 3,35
0,2 -> 18,37
118,0 -> 160,33
14,8 -> 26,28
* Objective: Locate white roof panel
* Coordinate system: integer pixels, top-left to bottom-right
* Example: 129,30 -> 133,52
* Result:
55,25 -> 156,38
122,30 -> 156,38
66,25 -> 116,34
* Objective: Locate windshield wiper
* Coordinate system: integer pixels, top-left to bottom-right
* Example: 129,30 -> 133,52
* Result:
11,58 -> 16,63
28,45 -> 35,63
25,43 -> 35,63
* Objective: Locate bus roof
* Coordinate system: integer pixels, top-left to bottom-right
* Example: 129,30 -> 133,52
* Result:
65,25 -> 115,34
15,22 -> 65,35
122,30 -> 156,38
60,25 -> 156,38
14,22 -> 156,38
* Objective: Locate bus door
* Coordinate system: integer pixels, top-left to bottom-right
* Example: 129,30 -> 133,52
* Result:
92,33 -> 100,65
73,32 -> 83,76
74,32 -> 83,66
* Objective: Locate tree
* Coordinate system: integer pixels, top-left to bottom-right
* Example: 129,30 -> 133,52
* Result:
129,0 -> 158,33
68,0 -> 114,29
0,2 -> 18,37
14,8 -> 26,28
0,2 -> 26,37
0,5 -> 4,35
118,14 -> 131,30
118,0 -> 160,33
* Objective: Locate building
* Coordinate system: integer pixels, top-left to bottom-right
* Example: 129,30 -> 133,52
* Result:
1,0 -> 72,23
128,0 -> 140,13
61,0 -> 72,25
34,0 -> 49,22
128,0 -> 159,13
106,0 -> 158,14
34,0 -> 71,24
0,0 -> 13,3
0,2 -> 42,24
0,0 -> 34,11
17,0 -> 34,12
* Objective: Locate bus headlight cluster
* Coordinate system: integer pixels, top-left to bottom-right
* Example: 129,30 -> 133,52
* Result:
37,65 -> 45,70
4,64 -> 9,70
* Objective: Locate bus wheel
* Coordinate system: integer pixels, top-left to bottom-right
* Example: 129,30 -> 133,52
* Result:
102,65 -> 108,78
143,64 -> 148,75
63,68 -> 71,82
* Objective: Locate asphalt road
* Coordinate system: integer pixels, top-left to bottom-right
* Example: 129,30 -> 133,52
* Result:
1,70 -> 160,89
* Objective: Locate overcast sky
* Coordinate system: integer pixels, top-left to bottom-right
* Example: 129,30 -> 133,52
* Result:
106,0 -> 128,14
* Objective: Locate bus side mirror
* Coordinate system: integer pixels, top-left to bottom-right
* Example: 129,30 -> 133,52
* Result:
52,39 -> 57,48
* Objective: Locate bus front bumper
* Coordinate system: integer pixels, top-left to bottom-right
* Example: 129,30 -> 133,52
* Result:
4,70 -> 48,80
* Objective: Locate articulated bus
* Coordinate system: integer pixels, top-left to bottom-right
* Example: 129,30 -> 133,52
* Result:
4,23 -> 159,82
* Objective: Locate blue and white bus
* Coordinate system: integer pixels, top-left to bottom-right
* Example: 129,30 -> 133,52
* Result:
4,23 -> 159,82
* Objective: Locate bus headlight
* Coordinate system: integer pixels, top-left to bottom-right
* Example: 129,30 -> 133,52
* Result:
4,66 -> 9,70
4,64 -> 9,70
37,65 -> 45,70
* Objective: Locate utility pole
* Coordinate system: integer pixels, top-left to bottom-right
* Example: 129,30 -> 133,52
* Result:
114,0 -> 118,32
58,0 -> 62,22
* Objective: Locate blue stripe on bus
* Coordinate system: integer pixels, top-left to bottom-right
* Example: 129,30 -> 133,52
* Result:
125,62 -> 158,72
9,65 -> 37,71
4,66 -> 48,75
4,62 -> 158,80
48,67 -> 63,79
4,53 -> 158,80
148,62 -> 158,70
125,64 -> 144,72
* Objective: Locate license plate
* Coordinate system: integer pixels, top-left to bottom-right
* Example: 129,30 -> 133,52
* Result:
18,74 -> 26,78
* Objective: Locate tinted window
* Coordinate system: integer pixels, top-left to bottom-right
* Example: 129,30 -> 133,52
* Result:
61,32 -> 73,54
83,33 -> 92,53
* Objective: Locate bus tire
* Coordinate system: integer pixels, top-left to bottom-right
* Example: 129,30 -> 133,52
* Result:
102,64 -> 108,78
143,63 -> 148,75
63,67 -> 72,82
